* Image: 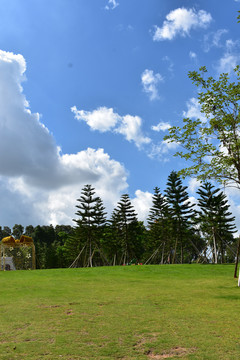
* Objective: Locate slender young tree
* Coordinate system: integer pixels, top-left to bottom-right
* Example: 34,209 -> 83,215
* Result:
164,66 -> 240,189
165,171 -> 195,263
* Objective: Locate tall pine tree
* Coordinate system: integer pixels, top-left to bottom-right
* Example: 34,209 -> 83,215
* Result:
196,182 -> 237,263
110,194 -> 141,264
66,184 -> 107,267
165,171 -> 195,263
146,187 -> 172,264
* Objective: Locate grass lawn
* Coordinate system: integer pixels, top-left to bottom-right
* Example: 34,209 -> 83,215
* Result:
0,264 -> 239,360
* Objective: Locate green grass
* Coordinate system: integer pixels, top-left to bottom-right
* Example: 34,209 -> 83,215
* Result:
0,264 -> 239,359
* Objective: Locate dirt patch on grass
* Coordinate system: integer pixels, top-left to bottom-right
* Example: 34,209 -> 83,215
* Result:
146,347 -> 196,359
38,304 -> 62,308
133,333 -> 159,350
66,309 -> 73,315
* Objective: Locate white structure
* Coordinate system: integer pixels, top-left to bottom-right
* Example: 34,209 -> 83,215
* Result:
2,257 -> 16,270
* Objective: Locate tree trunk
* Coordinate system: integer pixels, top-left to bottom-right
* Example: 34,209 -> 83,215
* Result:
234,238 -> 240,278
220,236 -> 225,264
89,237 -> 92,267
161,242 -> 165,264
181,243 -> 183,264
172,239 -> 177,264
212,227 -> 218,264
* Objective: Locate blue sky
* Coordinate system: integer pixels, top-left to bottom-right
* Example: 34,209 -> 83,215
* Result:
0,0 -> 240,227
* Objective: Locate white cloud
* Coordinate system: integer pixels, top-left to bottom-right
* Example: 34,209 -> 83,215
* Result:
72,106 -> 151,149
188,178 -> 202,193
115,115 -> 151,148
217,53 -> 240,74
162,56 -> 174,75
105,0 -> 119,10
148,140 -> 179,161
151,122 -> 171,132
0,50 -> 129,227
203,29 -> 228,52
153,7 -> 212,41
189,51 -> 197,59
141,69 -> 164,100
216,39 -> 240,74
71,106 -> 120,132
183,97 -> 206,123
131,190 -> 153,224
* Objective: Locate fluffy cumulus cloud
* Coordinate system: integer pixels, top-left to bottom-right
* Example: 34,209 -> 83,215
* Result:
105,0 -> 119,10
151,121 -> 171,132
131,190 -> 153,224
153,7 -> 212,41
72,106 -> 151,149
71,106 -> 120,132
115,115 -> 151,147
141,69 -> 164,100
0,50 -> 128,226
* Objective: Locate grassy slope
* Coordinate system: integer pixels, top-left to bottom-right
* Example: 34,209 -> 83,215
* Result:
0,265 -> 239,360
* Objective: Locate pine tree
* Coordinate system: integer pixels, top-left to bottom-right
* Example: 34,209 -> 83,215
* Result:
74,184 -> 99,227
165,171 -> 195,263
68,184 -> 107,267
196,182 -> 237,263
110,194 -> 139,264
146,187 -> 172,264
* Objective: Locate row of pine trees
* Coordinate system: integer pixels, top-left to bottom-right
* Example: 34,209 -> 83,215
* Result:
1,171 -> 237,268
64,170 -> 237,267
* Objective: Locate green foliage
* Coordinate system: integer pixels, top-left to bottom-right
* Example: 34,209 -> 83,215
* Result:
164,66 -> 240,188
12,224 -> 24,239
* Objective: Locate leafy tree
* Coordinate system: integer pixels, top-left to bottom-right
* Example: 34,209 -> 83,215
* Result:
24,225 -> 35,237
196,182 -> 237,263
2,226 -> 11,238
164,66 -> 240,189
12,224 -> 24,239
146,187 -> 172,264
32,225 -> 57,269
165,171 -> 195,263
54,225 -> 74,268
